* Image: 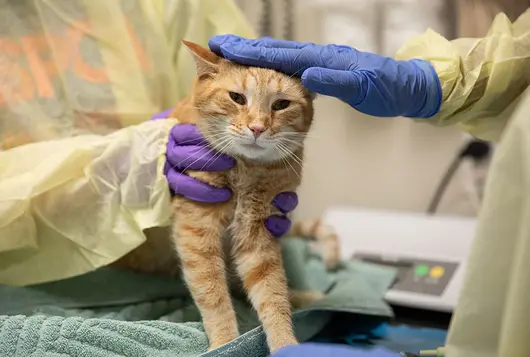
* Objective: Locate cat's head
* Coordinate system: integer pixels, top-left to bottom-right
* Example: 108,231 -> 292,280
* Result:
182,40 -> 315,163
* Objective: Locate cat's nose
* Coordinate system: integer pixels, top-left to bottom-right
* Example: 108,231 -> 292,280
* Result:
248,124 -> 266,138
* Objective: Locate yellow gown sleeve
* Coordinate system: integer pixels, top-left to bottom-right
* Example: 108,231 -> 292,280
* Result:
395,10 -> 530,142
0,119 -> 176,286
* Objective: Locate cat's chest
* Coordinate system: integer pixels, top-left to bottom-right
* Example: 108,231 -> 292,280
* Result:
226,163 -> 271,191
225,159 -> 300,195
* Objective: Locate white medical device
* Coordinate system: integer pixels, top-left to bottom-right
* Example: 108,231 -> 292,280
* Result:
323,207 -> 477,313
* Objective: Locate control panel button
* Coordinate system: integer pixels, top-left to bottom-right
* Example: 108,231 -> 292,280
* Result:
414,264 -> 429,277
430,266 -> 445,278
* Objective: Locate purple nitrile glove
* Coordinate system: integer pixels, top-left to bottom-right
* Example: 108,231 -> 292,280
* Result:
151,110 -> 298,237
271,344 -> 402,357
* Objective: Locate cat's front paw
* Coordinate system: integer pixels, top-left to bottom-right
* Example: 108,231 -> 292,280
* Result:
268,335 -> 298,354
206,331 -> 239,351
207,340 -> 232,352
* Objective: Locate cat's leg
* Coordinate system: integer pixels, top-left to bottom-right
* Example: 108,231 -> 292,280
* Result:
172,199 -> 238,350
231,214 -> 298,353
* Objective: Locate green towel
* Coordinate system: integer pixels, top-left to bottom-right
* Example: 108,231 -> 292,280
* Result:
0,238 -> 397,357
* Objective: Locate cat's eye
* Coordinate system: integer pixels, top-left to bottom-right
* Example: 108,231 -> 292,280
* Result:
271,99 -> 291,111
229,91 -> 247,105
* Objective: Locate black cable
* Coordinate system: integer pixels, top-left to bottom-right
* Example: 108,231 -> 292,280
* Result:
426,155 -> 463,215
426,139 -> 491,214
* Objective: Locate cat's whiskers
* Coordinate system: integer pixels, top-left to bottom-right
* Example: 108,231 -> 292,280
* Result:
200,135 -> 235,170
273,146 -> 293,177
270,142 -> 290,160
278,137 -> 304,148
208,134 -> 234,152
174,150 -> 213,173
177,135 -> 233,173
287,151 -> 304,168
273,143 -> 301,179
205,141 -> 236,171
170,133 -> 230,171
277,142 -> 304,168
203,148 -> 230,171
277,140 -> 310,168
282,131 -> 319,140
171,124 -> 228,146
281,153 -> 301,179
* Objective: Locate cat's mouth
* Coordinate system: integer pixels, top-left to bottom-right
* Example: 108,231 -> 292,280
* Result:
240,143 -> 266,150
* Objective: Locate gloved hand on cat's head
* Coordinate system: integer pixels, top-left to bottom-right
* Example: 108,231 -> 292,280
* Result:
152,110 -> 298,238
208,35 -> 442,119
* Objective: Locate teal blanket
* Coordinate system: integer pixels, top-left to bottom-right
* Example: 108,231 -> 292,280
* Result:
0,238 -> 396,357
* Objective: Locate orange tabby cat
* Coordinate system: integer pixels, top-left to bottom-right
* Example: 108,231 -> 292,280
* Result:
111,40 -> 338,352
169,40 -> 316,352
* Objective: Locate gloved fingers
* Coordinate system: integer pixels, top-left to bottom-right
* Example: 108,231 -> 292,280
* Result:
218,41 -> 357,76
252,37 -> 314,49
166,144 -> 235,171
169,124 -> 206,146
166,169 -> 232,203
150,109 -> 173,120
265,215 -> 292,238
208,34 -> 243,54
302,67 -> 366,106
209,34 -> 313,55
218,43 -> 308,75
273,192 -> 298,214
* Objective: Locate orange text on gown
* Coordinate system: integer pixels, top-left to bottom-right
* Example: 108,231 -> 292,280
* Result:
0,20 -> 149,106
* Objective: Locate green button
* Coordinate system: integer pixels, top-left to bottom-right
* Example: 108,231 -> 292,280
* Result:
415,264 -> 430,276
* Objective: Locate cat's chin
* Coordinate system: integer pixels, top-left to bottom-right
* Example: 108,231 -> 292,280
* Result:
232,144 -> 278,163
240,143 -> 266,151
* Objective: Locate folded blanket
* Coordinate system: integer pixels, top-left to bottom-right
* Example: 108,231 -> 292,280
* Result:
0,238 -> 397,357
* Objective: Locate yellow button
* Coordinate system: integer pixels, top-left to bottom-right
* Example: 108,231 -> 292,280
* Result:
430,266 -> 445,278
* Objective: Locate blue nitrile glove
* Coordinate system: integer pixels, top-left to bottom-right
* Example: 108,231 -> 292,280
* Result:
151,110 -> 298,238
271,344 -> 401,357
209,35 -> 442,118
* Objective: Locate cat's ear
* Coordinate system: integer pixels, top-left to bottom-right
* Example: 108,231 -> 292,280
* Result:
182,40 -> 220,77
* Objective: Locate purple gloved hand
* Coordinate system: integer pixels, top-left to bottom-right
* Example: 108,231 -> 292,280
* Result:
152,110 -> 298,237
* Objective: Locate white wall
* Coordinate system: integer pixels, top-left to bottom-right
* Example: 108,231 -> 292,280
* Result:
236,0 -> 480,219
